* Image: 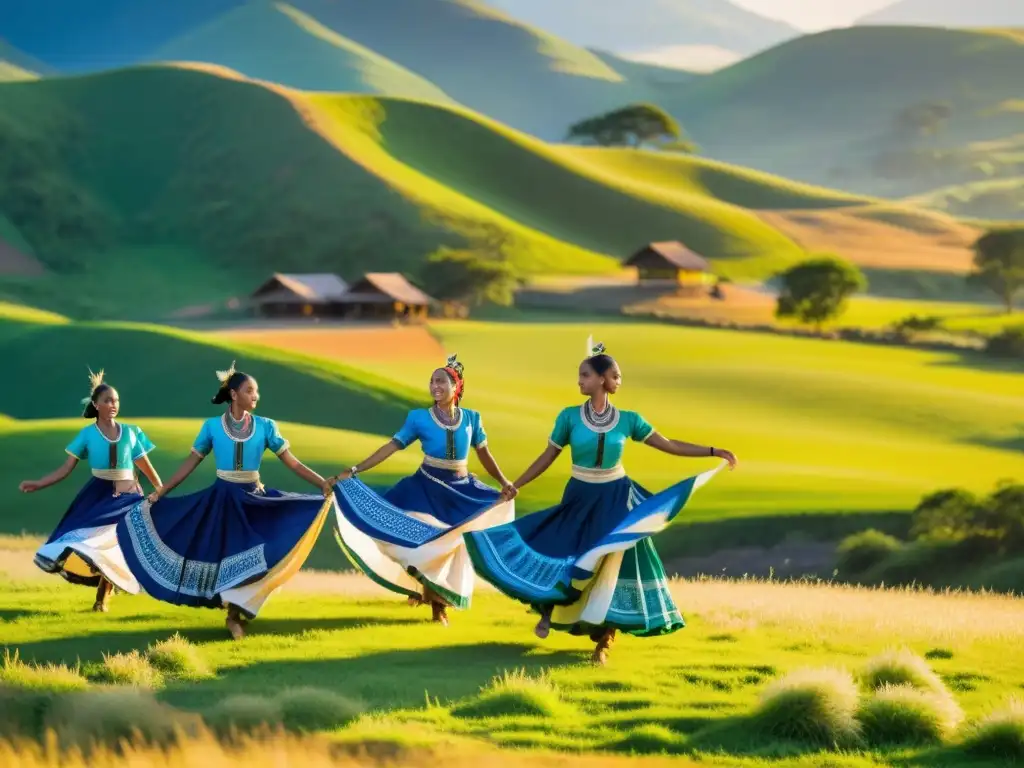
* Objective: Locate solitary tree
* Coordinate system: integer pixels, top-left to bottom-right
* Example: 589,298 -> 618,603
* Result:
775,256 -> 867,331
566,103 -> 694,151
969,228 -> 1024,313
421,247 -> 519,308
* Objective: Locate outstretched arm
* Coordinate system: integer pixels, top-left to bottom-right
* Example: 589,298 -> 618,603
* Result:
475,444 -> 516,498
328,440 -> 401,484
149,453 -> 203,502
278,449 -> 331,495
645,433 -> 737,469
134,455 -> 163,492
19,456 -> 78,493
511,444 -> 563,492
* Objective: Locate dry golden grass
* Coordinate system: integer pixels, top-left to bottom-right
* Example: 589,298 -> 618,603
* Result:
219,325 -> 444,364
756,209 -> 977,273
0,728 -> 711,768
682,577 -> 1024,644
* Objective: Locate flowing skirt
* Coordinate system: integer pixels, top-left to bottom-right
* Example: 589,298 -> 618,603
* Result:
464,466 -> 720,637
333,466 -> 515,608
115,478 -> 335,618
34,477 -> 142,594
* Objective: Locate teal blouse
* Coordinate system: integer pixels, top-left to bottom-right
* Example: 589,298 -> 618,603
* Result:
549,404 -> 655,468
191,414 -> 290,472
65,422 -> 155,470
393,408 -> 487,461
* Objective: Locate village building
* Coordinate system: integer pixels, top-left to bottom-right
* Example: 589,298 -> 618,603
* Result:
335,272 -> 434,321
624,241 -> 712,297
249,273 -> 351,318
249,272 -> 435,322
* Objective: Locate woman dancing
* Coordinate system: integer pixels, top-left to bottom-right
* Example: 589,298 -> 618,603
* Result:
22,369 -> 162,612
328,354 -> 516,626
116,362 -> 335,640
466,339 -> 737,665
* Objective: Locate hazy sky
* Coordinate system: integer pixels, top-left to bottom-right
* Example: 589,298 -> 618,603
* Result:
728,0 -> 896,30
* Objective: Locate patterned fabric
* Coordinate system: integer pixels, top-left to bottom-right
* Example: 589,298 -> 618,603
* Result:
333,466 -> 514,609
465,467 -> 720,637
191,414 -> 289,470
65,423 -> 155,470
548,404 -> 654,469
34,476 -> 142,593
392,408 -> 488,458
116,478 -> 333,618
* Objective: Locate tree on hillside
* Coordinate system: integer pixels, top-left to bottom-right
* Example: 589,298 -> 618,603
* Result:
894,101 -> 952,139
566,103 -> 695,151
420,220 -> 522,311
774,255 -> 867,331
969,228 -> 1024,313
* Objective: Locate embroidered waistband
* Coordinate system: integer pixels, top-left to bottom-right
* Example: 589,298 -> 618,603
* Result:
92,468 -> 135,481
571,464 -> 626,483
216,469 -> 261,484
422,456 -> 469,472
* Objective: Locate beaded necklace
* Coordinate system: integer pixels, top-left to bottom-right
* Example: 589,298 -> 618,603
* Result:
223,410 -> 254,441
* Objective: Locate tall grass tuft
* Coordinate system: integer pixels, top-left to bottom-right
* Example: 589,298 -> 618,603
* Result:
0,649 -> 88,693
859,648 -> 948,696
90,651 -> 164,689
857,683 -> 962,746
750,667 -> 861,748
145,634 -> 212,680
451,669 -> 573,719
204,694 -> 283,736
45,688 -> 198,749
963,698 -> 1024,759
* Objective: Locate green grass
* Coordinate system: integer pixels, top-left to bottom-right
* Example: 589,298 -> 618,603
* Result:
0,64 -> 944,318
661,26 -> 1024,199
1,571 -> 1023,765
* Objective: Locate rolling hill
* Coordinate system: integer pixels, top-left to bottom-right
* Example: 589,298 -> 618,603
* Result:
147,2 -> 456,103
486,0 -> 799,67
660,26 -> 1024,209
1,64 -> 971,318
857,0 -> 1024,27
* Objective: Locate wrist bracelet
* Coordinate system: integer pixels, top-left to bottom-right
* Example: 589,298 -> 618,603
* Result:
350,466 -> 359,477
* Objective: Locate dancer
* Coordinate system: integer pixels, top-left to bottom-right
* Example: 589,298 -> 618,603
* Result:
22,369 -> 162,611
116,362 -> 335,640
466,339 -> 737,665
328,354 -> 516,626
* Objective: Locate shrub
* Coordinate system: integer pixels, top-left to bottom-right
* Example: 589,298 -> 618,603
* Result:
910,488 -> 982,541
963,698 -> 1024,759
836,529 -> 902,574
857,684 -> 962,745
451,669 -> 572,719
275,688 -> 365,733
146,634 -> 212,680
750,667 -> 861,747
205,694 -> 282,736
0,686 -> 55,741
45,688 -> 194,749
985,326 -> 1024,359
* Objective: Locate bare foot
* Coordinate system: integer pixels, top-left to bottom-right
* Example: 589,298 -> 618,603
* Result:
534,614 -> 551,639
431,602 -> 449,627
591,628 -> 616,666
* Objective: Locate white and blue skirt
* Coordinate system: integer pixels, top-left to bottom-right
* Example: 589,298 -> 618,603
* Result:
333,464 -> 515,609
116,473 -> 335,618
465,465 -> 721,637
34,474 -> 142,594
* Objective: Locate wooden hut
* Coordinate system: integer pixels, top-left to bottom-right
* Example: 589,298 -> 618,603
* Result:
335,272 -> 434,322
624,242 -> 711,296
249,273 -> 350,318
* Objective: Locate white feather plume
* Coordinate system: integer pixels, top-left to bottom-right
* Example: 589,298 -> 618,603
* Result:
215,360 -> 237,386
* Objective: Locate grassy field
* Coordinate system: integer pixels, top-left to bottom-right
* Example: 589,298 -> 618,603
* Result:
661,26 -> 1024,203
1,566 -> 1023,766
0,63 -> 989,319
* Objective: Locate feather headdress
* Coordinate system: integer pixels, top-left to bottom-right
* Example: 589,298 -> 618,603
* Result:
585,335 -> 605,358
216,360 -> 237,389
81,367 -> 105,405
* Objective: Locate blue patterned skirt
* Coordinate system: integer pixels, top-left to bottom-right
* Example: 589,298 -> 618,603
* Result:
34,477 -> 142,593
333,466 -> 515,608
465,468 -> 719,637
116,478 -> 334,618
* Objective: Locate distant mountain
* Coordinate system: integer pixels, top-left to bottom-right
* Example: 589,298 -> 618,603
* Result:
485,0 -> 799,65
658,26 -> 1024,204
149,2 -> 455,103
858,0 -> 1024,27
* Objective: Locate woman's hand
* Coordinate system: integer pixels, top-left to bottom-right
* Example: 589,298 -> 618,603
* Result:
500,482 -> 518,501
713,448 -> 738,470
320,480 -> 334,497
147,487 -> 163,505
18,480 -> 40,493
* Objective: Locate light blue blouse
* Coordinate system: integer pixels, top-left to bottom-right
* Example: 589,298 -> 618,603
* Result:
549,404 -> 655,469
65,422 -> 155,470
191,414 -> 290,472
392,408 -> 487,461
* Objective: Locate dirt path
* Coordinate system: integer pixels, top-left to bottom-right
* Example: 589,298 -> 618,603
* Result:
218,324 -> 445,364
